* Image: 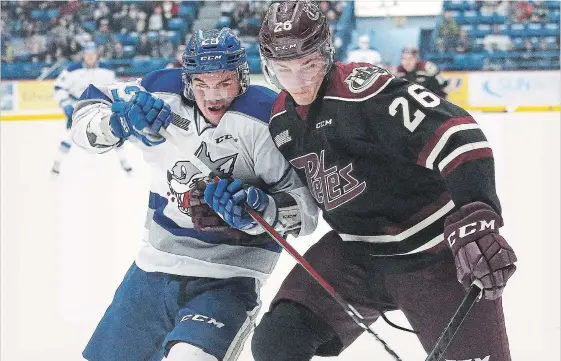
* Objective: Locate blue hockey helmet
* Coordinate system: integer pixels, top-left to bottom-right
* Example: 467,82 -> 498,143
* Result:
182,28 -> 250,100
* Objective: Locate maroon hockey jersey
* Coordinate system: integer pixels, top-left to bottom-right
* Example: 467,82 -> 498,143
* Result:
268,62 -> 500,256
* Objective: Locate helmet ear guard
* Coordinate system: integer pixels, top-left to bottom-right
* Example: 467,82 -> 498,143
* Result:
181,28 -> 250,101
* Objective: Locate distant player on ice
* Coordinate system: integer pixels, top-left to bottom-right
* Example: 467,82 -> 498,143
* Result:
395,46 -> 449,99
52,42 -> 132,175
71,28 -> 318,361
207,2 -> 517,361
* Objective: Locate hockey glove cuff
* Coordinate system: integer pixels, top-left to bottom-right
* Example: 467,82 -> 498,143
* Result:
444,202 -> 517,300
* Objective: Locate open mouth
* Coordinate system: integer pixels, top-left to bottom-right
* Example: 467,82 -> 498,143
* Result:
174,192 -> 191,215
207,104 -> 227,114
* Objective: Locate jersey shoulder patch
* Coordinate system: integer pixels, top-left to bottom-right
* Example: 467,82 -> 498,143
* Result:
326,62 -> 395,101
66,62 -> 84,72
229,85 -> 278,124
141,68 -> 183,95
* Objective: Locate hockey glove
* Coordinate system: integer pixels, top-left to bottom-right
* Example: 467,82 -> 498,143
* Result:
63,105 -> 74,129
109,91 -> 172,146
444,202 -> 517,300
189,180 -> 230,232
189,180 -> 271,244
203,178 -> 273,233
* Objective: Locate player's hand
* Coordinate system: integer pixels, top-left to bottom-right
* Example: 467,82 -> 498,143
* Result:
444,202 -> 517,300
189,180 -> 275,244
203,178 -> 270,231
63,105 -> 74,129
109,91 -> 171,146
128,91 -> 172,133
189,180 -> 231,232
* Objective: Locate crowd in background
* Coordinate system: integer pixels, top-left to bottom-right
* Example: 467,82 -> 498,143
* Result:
437,1 -> 559,56
218,1 -> 346,36
1,1 -> 183,64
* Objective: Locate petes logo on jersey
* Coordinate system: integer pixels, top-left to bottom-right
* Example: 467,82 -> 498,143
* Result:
344,66 -> 389,93
167,142 -> 237,215
291,150 -> 366,211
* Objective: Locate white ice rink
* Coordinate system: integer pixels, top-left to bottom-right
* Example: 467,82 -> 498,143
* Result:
1,112 -> 559,361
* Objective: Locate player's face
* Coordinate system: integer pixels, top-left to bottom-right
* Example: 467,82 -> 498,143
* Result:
270,52 -> 327,105
401,54 -> 417,72
192,71 -> 240,125
83,51 -> 98,67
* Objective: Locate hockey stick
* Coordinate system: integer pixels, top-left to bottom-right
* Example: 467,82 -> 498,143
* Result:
424,280 -> 483,361
159,128 -> 403,361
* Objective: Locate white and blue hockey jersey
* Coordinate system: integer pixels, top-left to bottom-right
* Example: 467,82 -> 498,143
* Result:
71,69 -> 319,281
53,62 -> 117,109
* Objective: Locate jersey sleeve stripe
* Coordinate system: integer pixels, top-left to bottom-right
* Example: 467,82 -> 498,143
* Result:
440,147 -> 494,176
417,116 -> 476,168
438,141 -> 492,174
424,123 -> 481,169
340,200 -> 455,243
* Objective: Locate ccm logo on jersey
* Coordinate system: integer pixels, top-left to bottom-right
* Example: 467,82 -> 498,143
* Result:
316,119 -> 333,129
216,134 -> 237,143
200,55 -> 222,61
180,314 -> 225,329
447,220 -> 496,247
445,356 -> 490,361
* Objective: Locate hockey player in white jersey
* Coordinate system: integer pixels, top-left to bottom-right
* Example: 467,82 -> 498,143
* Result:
52,42 -> 132,175
71,28 -> 318,361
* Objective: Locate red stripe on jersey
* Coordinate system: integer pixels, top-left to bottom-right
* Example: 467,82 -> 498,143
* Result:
271,91 -> 288,118
440,148 -> 494,176
417,116 -> 476,167
382,192 -> 452,235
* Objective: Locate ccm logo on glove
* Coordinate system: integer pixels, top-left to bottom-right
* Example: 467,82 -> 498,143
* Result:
447,219 -> 497,247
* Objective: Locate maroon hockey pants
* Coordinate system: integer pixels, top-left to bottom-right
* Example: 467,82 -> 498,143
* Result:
269,231 -> 511,360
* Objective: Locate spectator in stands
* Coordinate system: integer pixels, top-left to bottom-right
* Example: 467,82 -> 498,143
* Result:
94,1 -> 110,25
162,1 -> 179,20
439,11 -> 460,52
511,1 -> 533,23
50,18 -> 71,48
347,34 -> 382,66
167,44 -> 186,68
154,31 -> 174,58
521,39 -> 537,61
479,0 -> 509,17
137,11 -> 148,33
135,33 -> 153,59
538,39 -> 551,51
434,37 -> 447,54
75,26 -> 92,47
25,28 -> 46,61
95,19 -> 114,46
63,38 -> 83,61
2,39 -> 15,63
118,6 -> 137,34
530,1 -> 549,23
484,25 -> 513,52
149,6 -> 164,31
455,30 -> 473,53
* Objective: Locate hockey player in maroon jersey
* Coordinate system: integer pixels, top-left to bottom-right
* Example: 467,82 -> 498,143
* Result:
396,47 -> 449,98
242,1 -> 515,361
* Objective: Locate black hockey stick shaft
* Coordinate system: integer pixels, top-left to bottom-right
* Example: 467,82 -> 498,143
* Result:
424,281 -> 483,361
159,128 -> 402,361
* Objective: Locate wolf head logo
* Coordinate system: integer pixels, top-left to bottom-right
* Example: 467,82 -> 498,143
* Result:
167,142 -> 238,215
